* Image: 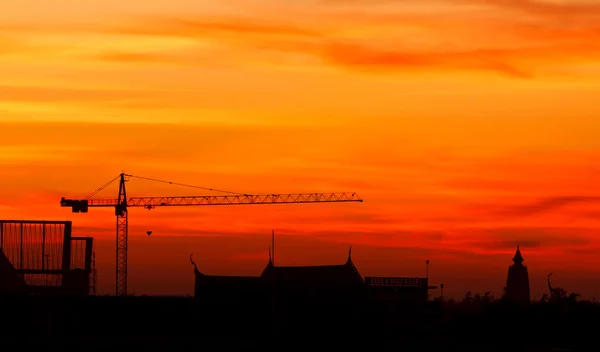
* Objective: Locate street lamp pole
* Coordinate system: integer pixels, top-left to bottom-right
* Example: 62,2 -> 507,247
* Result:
44,253 -> 50,285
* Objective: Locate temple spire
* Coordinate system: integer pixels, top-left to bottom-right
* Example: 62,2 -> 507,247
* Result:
505,245 -> 530,303
512,245 -> 524,265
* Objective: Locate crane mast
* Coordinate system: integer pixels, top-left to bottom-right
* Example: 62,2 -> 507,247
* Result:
60,173 -> 363,296
116,173 -> 128,297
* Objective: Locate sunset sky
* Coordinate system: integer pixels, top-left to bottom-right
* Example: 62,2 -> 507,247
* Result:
2,0 -> 600,299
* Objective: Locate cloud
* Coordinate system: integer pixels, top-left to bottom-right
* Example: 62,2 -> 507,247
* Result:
473,0 -> 600,18
0,83 -> 282,112
87,10 -> 598,78
458,227 -> 593,251
486,196 -> 600,217
95,52 -> 177,64
318,42 -> 534,78
0,121 -> 337,198
0,35 -> 67,58
321,0 -> 600,18
3,2 -> 599,78
82,224 -> 599,271
105,15 -> 323,40
0,85 -> 159,103
253,226 -> 594,255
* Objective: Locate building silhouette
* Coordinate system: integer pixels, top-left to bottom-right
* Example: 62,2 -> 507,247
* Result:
192,247 -> 432,332
194,248 -> 365,304
0,220 -> 94,296
193,247 -> 429,305
504,245 -> 531,304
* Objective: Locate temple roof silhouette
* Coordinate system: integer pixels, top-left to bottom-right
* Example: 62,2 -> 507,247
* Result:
261,248 -> 363,285
194,247 -> 364,285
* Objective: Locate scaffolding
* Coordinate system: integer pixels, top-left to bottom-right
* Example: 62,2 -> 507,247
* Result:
90,252 -> 97,295
0,220 -> 94,295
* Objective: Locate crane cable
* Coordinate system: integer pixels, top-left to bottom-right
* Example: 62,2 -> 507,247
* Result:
84,174 -> 121,199
82,173 -> 245,199
126,174 -> 245,195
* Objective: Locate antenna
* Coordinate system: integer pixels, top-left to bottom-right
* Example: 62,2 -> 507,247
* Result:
272,229 -> 275,266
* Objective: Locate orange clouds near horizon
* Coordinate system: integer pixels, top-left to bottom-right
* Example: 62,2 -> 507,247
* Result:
1,0 -> 600,299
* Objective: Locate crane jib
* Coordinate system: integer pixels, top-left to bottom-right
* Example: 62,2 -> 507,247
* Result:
60,193 -> 363,213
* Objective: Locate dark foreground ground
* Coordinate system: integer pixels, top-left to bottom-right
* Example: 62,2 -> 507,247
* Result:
1,295 -> 599,351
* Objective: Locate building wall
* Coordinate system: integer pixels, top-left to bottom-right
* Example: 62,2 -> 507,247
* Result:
505,265 -> 531,304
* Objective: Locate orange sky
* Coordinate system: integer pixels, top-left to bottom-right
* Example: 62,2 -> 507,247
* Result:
2,0 -> 600,299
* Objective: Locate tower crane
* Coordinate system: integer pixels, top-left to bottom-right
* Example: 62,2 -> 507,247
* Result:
60,172 -> 363,296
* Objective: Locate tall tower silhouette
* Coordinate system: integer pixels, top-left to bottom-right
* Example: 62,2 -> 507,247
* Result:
504,246 -> 531,304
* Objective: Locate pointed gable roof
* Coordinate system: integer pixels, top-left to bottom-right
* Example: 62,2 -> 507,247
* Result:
193,247 -> 364,286
261,247 -> 364,285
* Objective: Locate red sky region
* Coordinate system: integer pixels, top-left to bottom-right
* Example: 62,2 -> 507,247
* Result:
2,0 -> 600,299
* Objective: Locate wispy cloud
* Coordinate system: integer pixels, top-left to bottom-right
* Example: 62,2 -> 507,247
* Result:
471,0 -> 600,17
456,226 -> 593,251
320,0 -> 600,18
460,196 -> 600,221
495,196 -> 600,217
110,15 -> 323,39
3,1 -> 598,78
319,43 -> 536,78
0,85 -> 157,103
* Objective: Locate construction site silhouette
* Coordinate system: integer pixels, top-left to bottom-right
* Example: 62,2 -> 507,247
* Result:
1,220 -> 599,351
1,175 -> 599,351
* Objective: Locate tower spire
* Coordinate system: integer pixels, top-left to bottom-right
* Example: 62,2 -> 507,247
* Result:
505,245 -> 530,304
512,245 -> 524,265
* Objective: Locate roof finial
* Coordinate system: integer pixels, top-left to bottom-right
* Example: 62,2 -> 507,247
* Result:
268,246 -> 272,263
347,246 -> 352,263
190,253 -> 199,275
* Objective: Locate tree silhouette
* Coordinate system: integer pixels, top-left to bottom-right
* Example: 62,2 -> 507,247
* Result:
462,290 -> 473,304
483,291 -> 494,302
460,290 -> 497,305
553,286 -> 568,299
548,286 -> 582,305
567,292 -> 581,303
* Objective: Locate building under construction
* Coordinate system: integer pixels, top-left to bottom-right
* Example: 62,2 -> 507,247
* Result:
0,220 -> 95,296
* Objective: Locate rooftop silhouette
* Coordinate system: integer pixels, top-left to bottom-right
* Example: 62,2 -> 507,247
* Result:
1,222 -> 599,350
